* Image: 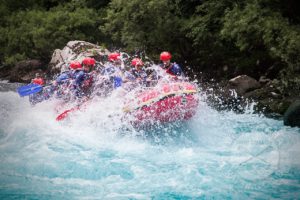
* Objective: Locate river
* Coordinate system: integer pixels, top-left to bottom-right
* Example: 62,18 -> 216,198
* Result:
0,82 -> 299,199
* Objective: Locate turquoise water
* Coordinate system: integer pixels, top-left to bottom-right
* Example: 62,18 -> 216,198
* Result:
0,91 -> 299,199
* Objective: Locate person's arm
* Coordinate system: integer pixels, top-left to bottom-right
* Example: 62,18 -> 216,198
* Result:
75,71 -> 85,86
56,73 -> 69,84
170,63 -> 183,76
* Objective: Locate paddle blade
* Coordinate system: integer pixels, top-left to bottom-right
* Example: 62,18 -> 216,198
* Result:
56,109 -> 72,121
56,107 -> 79,121
114,76 -> 122,88
17,84 -> 42,97
56,99 -> 89,121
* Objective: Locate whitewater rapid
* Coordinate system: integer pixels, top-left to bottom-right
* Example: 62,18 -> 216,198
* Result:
0,89 -> 299,199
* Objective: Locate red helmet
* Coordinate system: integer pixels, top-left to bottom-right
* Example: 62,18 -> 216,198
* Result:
131,58 -> 144,67
32,78 -> 44,85
82,57 -> 96,66
160,51 -> 172,61
70,61 -> 82,69
108,52 -> 121,62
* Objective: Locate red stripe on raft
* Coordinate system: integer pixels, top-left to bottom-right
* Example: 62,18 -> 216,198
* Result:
132,94 -> 198,123
125,82 -> 199,125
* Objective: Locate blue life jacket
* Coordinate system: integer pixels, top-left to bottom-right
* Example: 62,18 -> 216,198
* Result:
73,70 -> 94,97
74,70 -> 86,86
56,71 -> 71,84
160,62 -> 182,76
100,64 -> 123,89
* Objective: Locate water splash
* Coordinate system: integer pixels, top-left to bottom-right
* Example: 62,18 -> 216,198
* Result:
0,85 -> 300,199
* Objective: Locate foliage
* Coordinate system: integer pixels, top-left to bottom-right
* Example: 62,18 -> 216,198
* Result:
101,0 -> 190,61
0,2 -> 104,64
0,0 -> 299,94
184,0 -> 236,70
220,0 -> 300,93
4,53 -> 26,65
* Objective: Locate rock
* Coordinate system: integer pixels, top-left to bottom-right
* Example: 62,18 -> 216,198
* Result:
228,75 -> 261,95
60,46 -> 76,62
48,40 -> 110,73
284,100 -> 300,127
0,65 -> 12,80
245,81 -> 282,100
270,92 -> 281,99
9,60 -> 44,83
49,49 -> 63,67
67,40 -> 99,54
255,98 -> 291,116
242,78 -> 291,115
259,76 -> 271,85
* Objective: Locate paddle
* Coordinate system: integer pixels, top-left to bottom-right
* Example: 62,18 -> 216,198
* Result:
113,76 -> 122,88
56,99 -> 89,121
56,106 -> 79,121
56,76 -> 121,121
17,83 -> 43,97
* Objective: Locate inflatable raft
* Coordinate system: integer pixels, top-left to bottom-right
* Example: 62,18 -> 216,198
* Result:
123,81 -> 199,125
56,81 -> 199,124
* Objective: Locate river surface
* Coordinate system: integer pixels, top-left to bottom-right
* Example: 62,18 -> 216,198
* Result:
0,83 -> 299,199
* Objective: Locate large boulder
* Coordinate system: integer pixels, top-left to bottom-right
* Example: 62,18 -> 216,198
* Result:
49,49 -> 63,67
243,79 -> 292,116
227,75 -> 261,95
284,100 -> 300,127
206,75 -> 289,116
48,40 -> 110,74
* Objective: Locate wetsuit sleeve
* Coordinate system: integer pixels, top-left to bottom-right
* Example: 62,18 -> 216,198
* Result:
56,73 -> 69,84
75,71 -> 85,86
170,63 -> 182,76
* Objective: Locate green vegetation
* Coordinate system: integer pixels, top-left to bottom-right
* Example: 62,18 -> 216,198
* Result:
0,0 -> 107,64
0,0 -> 299,93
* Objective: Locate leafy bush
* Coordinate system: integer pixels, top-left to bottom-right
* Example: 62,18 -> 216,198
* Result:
0,0 -> 299,94
101,0 -> 189,60
0,2 -> 104,65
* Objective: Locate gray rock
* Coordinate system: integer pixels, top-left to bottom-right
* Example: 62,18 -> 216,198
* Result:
270,92 -> 281,99
48,40 -> 110,73
49,49 -> 63,67
284,100 -> 300,127
228,75 -> 261,95
259,76 -> 271,84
